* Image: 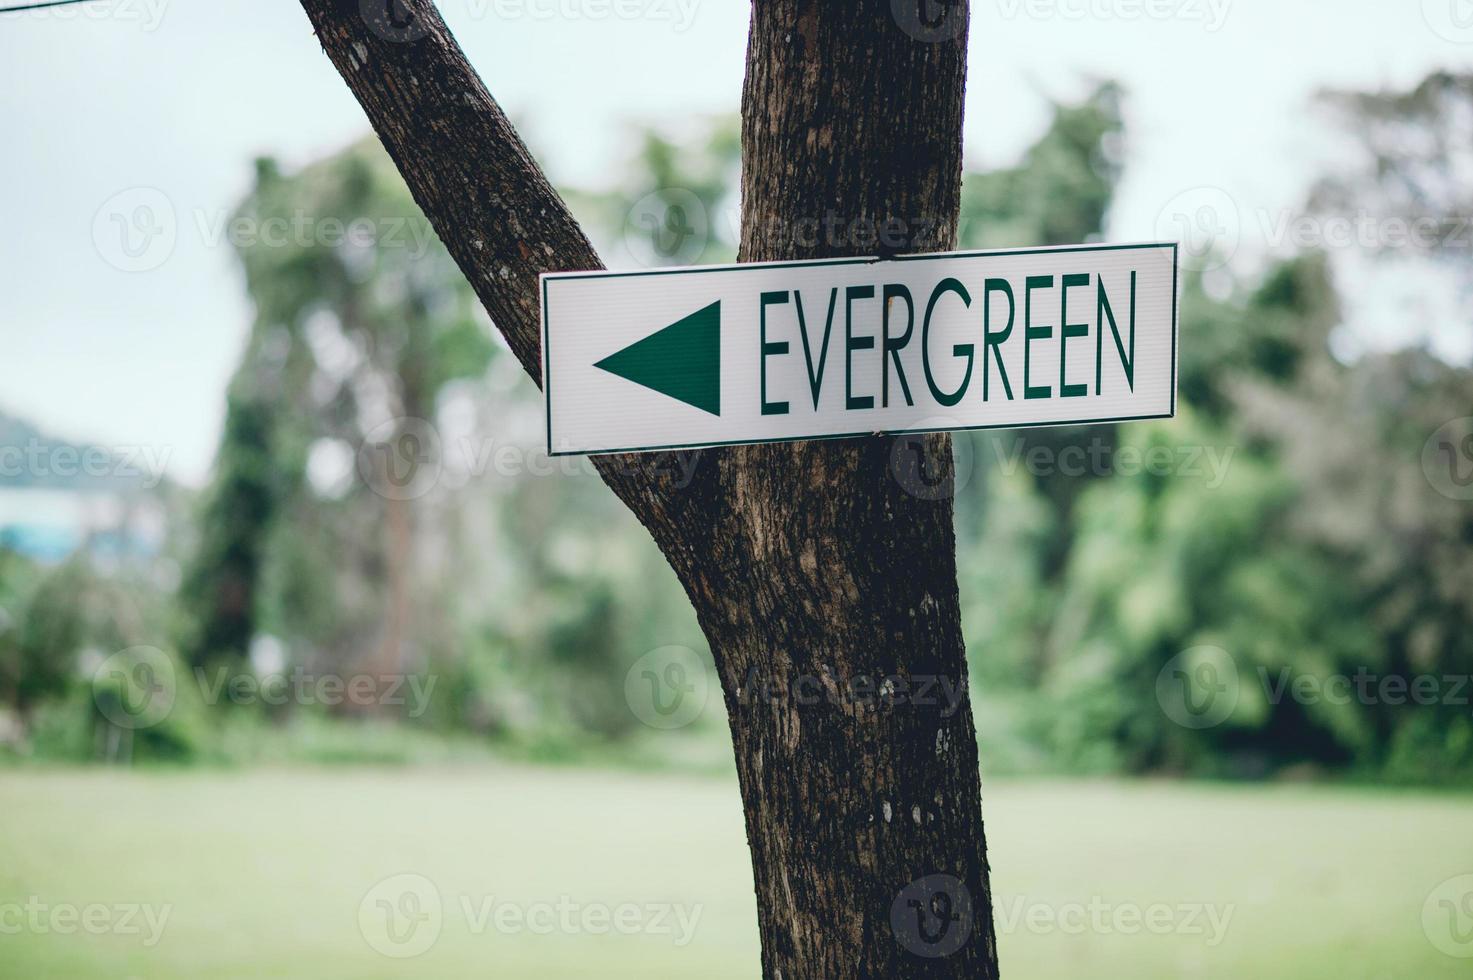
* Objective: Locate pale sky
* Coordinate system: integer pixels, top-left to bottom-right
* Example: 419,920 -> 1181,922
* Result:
3,0 -> 1471,485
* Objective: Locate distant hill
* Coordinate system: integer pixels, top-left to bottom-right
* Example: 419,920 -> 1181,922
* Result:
0,406 -> 167,494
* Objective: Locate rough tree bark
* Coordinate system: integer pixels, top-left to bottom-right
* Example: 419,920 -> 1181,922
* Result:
297,1 -> 998,975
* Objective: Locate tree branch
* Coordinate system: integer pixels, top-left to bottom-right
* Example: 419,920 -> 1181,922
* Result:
297,0 -> 703,544
299,0 -> 590,381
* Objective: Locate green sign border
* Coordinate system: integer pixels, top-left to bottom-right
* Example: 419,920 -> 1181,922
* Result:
542,242 -> 1179,457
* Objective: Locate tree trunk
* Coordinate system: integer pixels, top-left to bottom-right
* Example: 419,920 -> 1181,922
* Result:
297,1 -> 998,975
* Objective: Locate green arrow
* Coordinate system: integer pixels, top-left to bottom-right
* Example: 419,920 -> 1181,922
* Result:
594,300 -> 721,416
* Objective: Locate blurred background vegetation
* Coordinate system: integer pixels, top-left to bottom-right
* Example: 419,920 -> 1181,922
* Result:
4,63 -> 1473,980
1,72 -> 1470,791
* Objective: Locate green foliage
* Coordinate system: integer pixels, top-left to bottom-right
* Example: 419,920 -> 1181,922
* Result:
0,543 -> 196,764
4,555 -> 81,711
162,138 -> 707,755
561,114 -> 740,266
87,646 -> 211,764
5,77 -> 1471,786
953,78 -> 1473,782
0,547 -> 44,712
177,395 -> 283,667
1313,71 -> 1473,275
959,81 -> 1123,249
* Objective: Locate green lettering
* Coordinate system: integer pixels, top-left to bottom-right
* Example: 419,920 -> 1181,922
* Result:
845,285 -> 876,410
922,277 -> 974,408
983,278 -> 1015,401
1023,275 -> 1054,400
759,291 -> 791,415
1059,273 -> 1089,398
882,284 -> 914,408
1095,271 -> 1136,394
795,287 -> 839,411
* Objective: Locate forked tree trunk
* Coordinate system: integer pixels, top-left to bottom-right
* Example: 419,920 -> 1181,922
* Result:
298,1 -> 998,975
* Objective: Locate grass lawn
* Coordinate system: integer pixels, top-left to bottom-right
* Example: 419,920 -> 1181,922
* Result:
1,766 -> 1470,978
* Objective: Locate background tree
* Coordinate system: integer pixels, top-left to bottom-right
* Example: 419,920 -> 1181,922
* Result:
179,149 -> 495,702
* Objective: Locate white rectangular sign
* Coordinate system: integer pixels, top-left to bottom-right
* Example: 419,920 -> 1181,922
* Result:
542,242 -> 1177,456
